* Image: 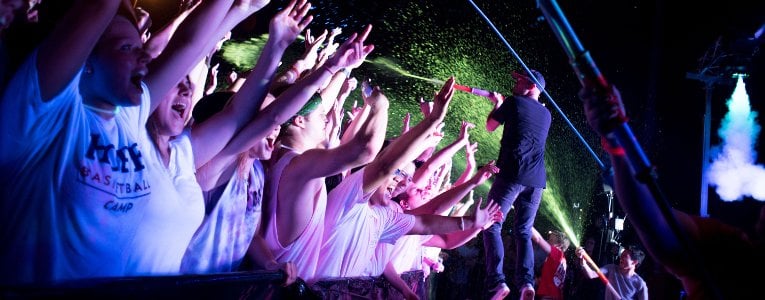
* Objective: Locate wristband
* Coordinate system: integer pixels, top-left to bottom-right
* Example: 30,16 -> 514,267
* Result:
601,137 -> 626,156
341,68 -> 351,78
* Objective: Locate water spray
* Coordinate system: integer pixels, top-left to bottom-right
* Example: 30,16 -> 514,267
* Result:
578,248 -> 622,300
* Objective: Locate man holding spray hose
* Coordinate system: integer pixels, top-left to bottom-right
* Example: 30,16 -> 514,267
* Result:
475,69 -> 550,300
577,245 -> 646,299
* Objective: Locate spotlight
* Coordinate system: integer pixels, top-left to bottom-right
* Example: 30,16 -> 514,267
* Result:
614,217 -> 625,231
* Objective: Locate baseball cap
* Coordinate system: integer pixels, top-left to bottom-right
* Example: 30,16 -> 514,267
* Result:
512,69 -> 545,89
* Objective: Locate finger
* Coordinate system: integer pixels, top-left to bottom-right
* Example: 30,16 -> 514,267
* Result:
474,197 -> 484,211
362,44 -> 374,59
297,15 -> 313,29
318,29 -> 329,40
357,24 -> 373,43
295,1 -> 311,20
283,0 -> 298,15
338,32 -> 359,51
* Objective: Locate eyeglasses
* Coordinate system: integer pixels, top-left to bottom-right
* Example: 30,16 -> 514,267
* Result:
393,169 -> 413,183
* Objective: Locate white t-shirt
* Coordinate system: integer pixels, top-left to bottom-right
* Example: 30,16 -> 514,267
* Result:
128,128 -> 204,275
369,204 -> 429,277
316,169 -> 415,280
0,51 -> 200,284
181,160 -> 263,274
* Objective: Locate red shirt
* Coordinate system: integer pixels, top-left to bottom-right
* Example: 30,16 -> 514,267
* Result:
536,246 -> 567,300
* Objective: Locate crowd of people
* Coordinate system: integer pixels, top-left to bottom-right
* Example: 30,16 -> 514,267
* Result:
0,0 -> 501,297
2,1 -> 763,300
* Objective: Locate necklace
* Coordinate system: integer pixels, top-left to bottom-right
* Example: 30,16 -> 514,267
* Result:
84,104 -> 120,115
280,144 -> 298,152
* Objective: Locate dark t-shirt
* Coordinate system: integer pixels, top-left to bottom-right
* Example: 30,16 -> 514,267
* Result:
491,95 -> 551,188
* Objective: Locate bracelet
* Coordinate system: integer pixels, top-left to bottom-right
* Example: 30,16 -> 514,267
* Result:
285,65 -> 301,82
341,68 -> 352,78
321,65 -> 338,76
601,137 -> 626,156
459,217 -> 465,230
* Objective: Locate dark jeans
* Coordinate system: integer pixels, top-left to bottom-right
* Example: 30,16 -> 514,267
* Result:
482,176 -> 543,290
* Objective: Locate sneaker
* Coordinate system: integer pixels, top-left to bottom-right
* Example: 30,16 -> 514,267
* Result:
519,283 -> 535,300
489,282 -> 510,300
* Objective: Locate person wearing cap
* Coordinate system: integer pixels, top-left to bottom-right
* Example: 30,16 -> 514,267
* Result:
482,69 -> 551,300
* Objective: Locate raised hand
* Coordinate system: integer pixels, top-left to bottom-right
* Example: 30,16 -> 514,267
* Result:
422,122 -> 445,149
465,141 -> 478,160
362,84 -> 389,112
419,96 -> 432,117
458,120 -> 476,143
317,27 -> 342,65
324,25 -> 375,73
339,77 -> 358,97
429,76 -> 456,121
269,0 -> 313,49
471,160 -> 498,185
488,91 -> 504,108
469,198 -> 502,230
402,112 -> 411,134
346,100 -> 363,123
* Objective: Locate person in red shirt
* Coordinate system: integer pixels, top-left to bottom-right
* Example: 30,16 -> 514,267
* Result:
531,227 -> 570,300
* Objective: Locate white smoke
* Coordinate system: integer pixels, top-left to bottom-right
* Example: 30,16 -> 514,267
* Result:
707,76 -> 765,201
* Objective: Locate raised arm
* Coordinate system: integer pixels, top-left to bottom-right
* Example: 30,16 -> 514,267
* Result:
580,84 -> 694,272
575,247 -> 599,280
37,0 -> 122,101
408,199 -> 501,235
292,79 -> 386,181
191,0 -> 312,167
144,0 -> 235,112
531,227 -> 552,254
283,25 -> 379,179
362,77 -> 456,193
408,161 -> 497,216
411,121 -> 474,189
273,28 -> 326,86
485,92 -> 504,132
143,0 -> 201,59
454,141 -> 478,186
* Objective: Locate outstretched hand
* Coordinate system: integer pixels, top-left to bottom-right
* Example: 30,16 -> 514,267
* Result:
472,160 -> 498,185
458,120 -> 476,143
419,96 -> 433,117
324,25 -> 375,74
345,100 -> 363,123
269,0 -> 313,49
429,76 -> 456,121
469,198 -> 502,230
362,84 -> 389,111
465,141 -> 478,160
